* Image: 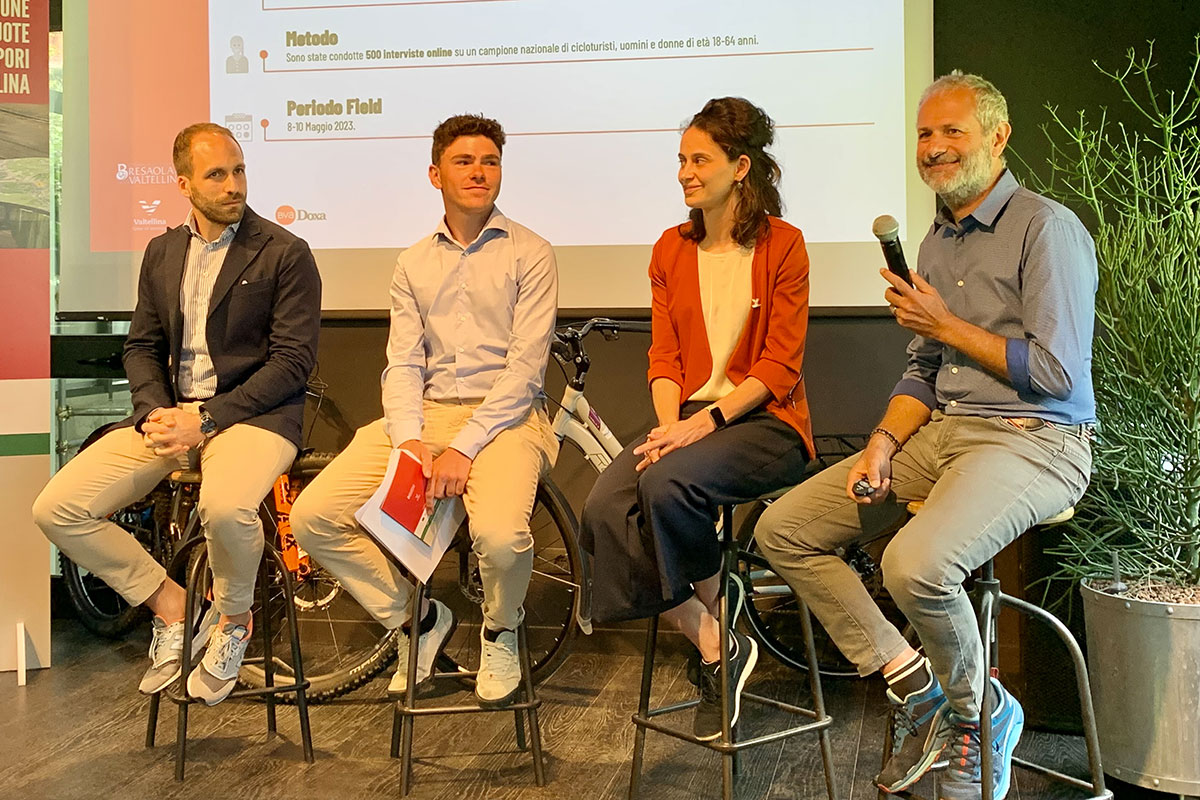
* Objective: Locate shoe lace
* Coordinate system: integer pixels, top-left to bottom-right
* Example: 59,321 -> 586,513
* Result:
209,627 -> 248,672
149,622 -> 183,665
940,715 -> 982,778
481,635 -> 519,679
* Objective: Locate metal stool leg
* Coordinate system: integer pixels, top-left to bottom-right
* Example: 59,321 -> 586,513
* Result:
718,506 -> 736,800
1002,594 -> 1109,797
398,580 -> 423,797
799,597 -> 838,800
146,692 -> 160,748
175,544 -> 206,782
977,566 -> 999,800
627,615 -> 659,800
269,545 -> 315,763
519,622 -> 547,785
259,556 -> 277,736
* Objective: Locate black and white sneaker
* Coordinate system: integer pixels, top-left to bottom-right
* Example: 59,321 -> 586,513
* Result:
389,598 -> 456,696
693,628 -> 758,741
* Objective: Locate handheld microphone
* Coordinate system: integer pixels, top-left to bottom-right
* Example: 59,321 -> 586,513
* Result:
872,215 -> 913,286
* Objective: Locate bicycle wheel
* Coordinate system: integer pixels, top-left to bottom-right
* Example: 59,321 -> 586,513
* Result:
736,500 -> 908,678
237,452 -> 400,701
59,485 -> 175,638
430,477 -> 581,685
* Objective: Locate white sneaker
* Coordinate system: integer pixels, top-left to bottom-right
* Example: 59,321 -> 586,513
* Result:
388,598 -> 456,696
475,626 -> 521,708
186,621 -> 251,706
138,605 -> 220,695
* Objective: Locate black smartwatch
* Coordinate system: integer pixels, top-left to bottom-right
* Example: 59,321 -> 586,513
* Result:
707,406 -> 727,430
198,407 -> 219,439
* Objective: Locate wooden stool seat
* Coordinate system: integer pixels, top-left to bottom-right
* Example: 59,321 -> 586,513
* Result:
904,500 -> 1075,527
168,469 -> 203,485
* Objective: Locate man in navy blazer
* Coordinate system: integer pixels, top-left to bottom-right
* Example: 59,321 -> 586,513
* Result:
34,122 -> 321,706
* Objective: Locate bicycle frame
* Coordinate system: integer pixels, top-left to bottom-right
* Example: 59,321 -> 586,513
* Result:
550,384 -> 623,473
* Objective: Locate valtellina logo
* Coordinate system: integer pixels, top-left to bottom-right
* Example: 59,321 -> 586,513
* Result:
138,200 -> 162,213
275,205 -> 327,225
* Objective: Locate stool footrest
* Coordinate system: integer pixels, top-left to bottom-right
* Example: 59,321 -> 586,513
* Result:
395,698 -> 542,717
632,710 -> 832,753
1012,756 -> 1113,799
160,679 -> 312,706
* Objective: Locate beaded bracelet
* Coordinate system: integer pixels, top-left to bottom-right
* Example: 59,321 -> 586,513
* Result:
870,427 -> 902,452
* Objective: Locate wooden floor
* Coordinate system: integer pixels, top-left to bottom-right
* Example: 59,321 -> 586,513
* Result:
0,618 -> 1146,800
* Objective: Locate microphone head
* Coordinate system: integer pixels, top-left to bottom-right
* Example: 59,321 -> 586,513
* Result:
872,214 -> 900,243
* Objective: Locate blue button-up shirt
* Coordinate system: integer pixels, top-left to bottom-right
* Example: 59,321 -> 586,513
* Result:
892,170 -> 1097,424
381,207 -> 559,458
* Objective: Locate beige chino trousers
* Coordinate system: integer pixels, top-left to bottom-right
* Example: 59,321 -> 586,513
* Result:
289,401 -> 558,632
33,415 -> 296,616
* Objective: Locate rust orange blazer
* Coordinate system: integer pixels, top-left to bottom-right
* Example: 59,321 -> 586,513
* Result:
646,217 -> 814,459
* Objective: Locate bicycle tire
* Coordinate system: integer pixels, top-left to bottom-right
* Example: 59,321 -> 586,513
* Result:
431,477 -> 581,686
736,500 -> 907,679
59,487 -> 174,638
237,452 -> 400,702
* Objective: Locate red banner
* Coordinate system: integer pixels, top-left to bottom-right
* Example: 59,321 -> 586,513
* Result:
0,0 -> 47,104
88,1 -> 208,252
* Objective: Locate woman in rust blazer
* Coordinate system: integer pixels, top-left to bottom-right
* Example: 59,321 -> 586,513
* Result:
579,97 -> 813,740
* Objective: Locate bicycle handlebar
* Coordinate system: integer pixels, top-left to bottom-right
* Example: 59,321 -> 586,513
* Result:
551,317 -> 652,387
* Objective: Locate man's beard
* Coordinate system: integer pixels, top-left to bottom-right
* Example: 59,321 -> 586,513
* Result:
190,189 -> 245,226
919,144 -> 994,210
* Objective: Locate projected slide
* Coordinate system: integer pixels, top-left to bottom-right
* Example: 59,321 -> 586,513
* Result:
207,0 -> 906,249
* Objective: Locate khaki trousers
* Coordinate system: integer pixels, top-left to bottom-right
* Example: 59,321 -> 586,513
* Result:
754,411 -> 1092,718
33,419 -> 296,615
289,401 -> 557,631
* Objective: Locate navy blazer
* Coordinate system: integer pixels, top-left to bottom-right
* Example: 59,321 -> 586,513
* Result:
119,206 -> 322,448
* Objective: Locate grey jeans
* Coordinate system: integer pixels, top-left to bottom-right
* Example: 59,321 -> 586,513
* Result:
754,411 -> 1092,718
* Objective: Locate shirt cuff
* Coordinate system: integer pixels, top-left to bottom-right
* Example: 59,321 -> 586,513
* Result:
385,418 -> 422,449
1006,338 -> 1033,395
889,378 -> 937,410
448,421 -> 486,461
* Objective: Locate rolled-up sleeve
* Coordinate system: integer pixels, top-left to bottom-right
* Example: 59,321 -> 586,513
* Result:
381,252 -> 427,448
1006,214 -> 1097,400
891,331 -> 942,409
449,240 -> 558,459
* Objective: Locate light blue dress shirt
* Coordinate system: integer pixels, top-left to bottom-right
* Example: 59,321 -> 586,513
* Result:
382,207 -> 559,458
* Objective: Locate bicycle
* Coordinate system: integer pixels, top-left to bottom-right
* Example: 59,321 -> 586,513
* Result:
533,320 -> 909,680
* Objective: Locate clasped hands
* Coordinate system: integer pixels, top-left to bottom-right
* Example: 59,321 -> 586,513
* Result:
633,410 -> 717,472
401,439 -> 472,512
141,407 -> 205,456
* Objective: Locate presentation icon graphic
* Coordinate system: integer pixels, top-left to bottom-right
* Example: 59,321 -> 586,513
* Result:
225,113 -> 254,142
226,35 -> 249,73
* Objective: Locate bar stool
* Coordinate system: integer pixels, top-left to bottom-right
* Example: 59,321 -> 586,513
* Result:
390,578 -> 546,796
145,468 -> 315,781
628,501 -> 839,800
888,501 -> 1111,800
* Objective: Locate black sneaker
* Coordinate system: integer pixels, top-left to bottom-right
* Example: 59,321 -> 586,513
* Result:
687,577 -> 747,690
876,673 -> 951,792
693,629 -> 758,741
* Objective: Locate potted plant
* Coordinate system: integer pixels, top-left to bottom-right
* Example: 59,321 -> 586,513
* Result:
1041,38 -> 1200,795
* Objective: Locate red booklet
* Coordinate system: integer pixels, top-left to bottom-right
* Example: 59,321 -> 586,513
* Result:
380,450 -> 426,532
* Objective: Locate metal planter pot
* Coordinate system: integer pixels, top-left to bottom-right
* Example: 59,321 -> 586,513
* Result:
1080,581 -> 1200,795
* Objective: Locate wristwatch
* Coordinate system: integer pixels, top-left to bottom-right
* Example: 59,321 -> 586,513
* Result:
198,407 -> 219,439
707,406 -> 727,430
